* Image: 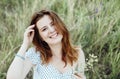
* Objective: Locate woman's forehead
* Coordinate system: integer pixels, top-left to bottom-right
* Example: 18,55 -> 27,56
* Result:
36,15 -> 52,28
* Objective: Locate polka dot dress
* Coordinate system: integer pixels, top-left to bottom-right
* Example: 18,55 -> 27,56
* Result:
25,47 -> 76,79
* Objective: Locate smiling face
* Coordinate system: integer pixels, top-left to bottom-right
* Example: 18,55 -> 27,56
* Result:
36,15 -> 63,45
31,10 -> 76,65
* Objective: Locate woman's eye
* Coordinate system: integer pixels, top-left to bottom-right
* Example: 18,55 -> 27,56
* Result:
42,28 -> 47,31
51,22 -> 54,26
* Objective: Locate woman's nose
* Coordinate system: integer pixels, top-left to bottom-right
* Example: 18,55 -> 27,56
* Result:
49,26 -> 55,33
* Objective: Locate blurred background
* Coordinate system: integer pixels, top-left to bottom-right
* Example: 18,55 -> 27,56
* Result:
0,0 -> 120,79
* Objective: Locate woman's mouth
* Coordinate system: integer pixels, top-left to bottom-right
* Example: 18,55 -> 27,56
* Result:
49,32 -> 58,38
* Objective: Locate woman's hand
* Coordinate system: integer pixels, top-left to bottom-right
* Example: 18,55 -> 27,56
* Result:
22,25 -> 35,48
73,73 -> 86,79
7,25 -> 35,79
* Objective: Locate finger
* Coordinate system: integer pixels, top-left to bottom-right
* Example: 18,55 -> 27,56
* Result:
72,74 -> 82,79
26,25 -> 35,30
31,31 -> 35,38
74,73 -> 82,78
24,30 -> 34,36
25,29 -> 34,33
29,24 -> 35,28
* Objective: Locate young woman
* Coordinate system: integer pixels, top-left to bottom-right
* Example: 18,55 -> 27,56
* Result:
7,10 -> 86,79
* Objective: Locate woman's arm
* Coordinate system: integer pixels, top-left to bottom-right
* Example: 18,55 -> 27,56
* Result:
73,47 -> 86,79
7,44 -> 33,79
7,25 -> 35,79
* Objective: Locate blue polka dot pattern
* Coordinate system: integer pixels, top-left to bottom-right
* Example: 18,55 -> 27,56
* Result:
25,47 -> 77,79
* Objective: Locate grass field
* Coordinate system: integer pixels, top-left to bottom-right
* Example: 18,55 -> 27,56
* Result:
0,0 -> 120,79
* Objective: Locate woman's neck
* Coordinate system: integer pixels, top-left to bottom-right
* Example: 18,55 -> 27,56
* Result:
49,43 -> 62,58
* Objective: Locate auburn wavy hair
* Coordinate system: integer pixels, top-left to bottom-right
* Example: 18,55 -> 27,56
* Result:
30,10 -> 79,66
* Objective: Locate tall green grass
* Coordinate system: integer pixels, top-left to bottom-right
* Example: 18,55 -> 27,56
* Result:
0,0 -> 120,79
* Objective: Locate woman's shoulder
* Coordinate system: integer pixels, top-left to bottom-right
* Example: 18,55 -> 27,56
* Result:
73,46 -> 85,63
26,47 -> 40,54
25,47 -> 41,65
73,46 -> 86,72
75,46 -> 85,65
27,46 -> 36,51
75,46 -> 84,56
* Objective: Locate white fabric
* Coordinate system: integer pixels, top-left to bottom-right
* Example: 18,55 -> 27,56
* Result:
25,47 -> 76,79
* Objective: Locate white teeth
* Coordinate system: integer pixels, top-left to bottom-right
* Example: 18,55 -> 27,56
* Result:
50,33 -> 57,38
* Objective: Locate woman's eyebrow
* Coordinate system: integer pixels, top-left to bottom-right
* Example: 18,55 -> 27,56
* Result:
40,26 -> 47,30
